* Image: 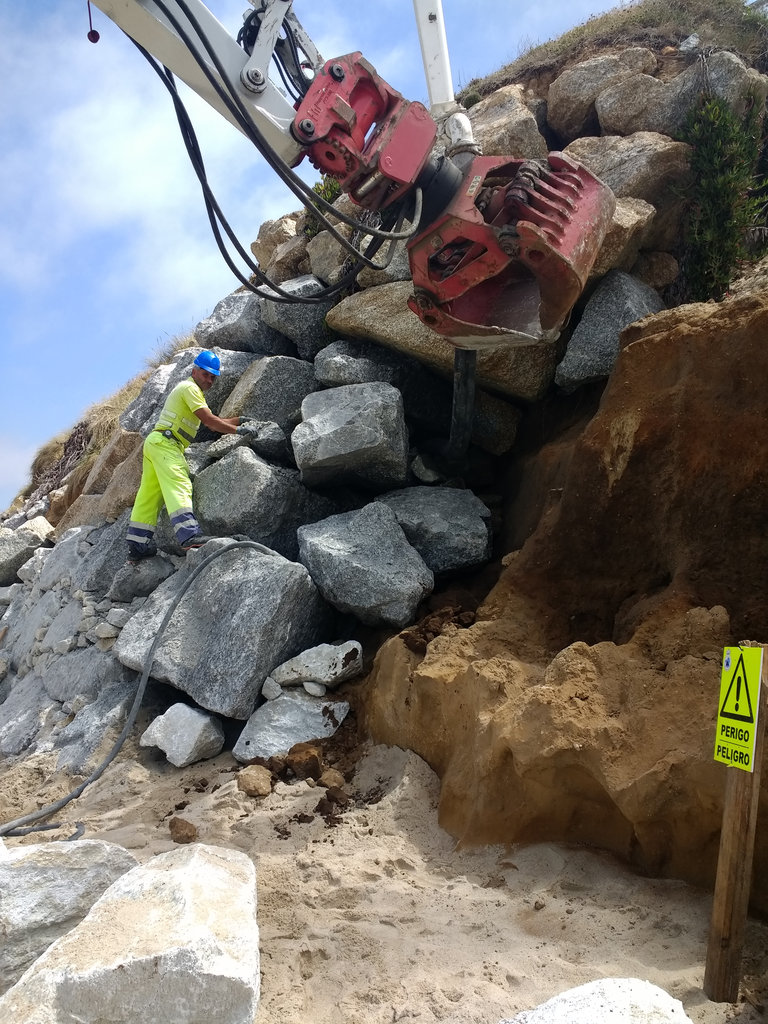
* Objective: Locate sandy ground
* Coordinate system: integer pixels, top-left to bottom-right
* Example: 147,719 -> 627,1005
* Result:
2,733 -> 768,1024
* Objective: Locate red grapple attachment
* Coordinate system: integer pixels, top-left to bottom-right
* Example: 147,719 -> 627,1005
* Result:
407,152 -> 616,349
293,53 -> 437,212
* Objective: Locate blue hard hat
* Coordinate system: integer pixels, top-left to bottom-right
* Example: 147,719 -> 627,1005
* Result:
193,350 -> 221,375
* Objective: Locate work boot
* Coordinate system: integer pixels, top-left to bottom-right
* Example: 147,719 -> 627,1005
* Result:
127,541 -> 157,564
180,534 -> 218,551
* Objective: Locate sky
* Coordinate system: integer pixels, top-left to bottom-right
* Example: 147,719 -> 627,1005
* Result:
0,0 -> 620,512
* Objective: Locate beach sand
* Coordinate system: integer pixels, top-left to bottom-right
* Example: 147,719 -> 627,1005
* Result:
3,731 -> 767,1024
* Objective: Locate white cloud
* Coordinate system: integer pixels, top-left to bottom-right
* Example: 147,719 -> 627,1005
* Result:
0,438 -> 38,513
0,5 -> 303,335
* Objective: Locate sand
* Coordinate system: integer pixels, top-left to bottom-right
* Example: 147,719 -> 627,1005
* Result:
2,737 -> 767,1024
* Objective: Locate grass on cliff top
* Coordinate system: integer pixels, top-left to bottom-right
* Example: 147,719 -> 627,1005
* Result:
458,0 -> 768,101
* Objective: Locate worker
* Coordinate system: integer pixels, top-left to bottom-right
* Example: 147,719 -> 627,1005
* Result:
126,349 -> 254,562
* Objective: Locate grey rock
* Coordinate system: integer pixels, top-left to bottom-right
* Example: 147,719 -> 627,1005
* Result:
220,354 -> 319,435
0,845 -> 261,1024
40,647 -> 133,703
183,442 -> 217,477
119,363 -> 176,433
315,338 -> 465,442
54,676 -> 140,774
556,270 -> 665,392
314,338 -> 402,388
0,520 -> 53,587
467,84 -> 548,157
292,382 -> 409,491
16,546 -> 51,587
250,211 -> 301,266
375,486 -> 492,573
590,198 -> 657,280
261,677 -> 283,700
38,527 -> 96,592
0,674 -> 57,756
271,640 -> 363,690
2,590 -> 62,670
113,540 -> 332,719
106,553 -> 177,603
565,132 -> 690,251
306,226 -> 353,288
41,600 -> 83,653
0,583 -> 22,606
0,841 -> 138,994
298,503 -> 434,627
194,448 -> 337,560
233,689 -> 349,761
302,680 -> 327,697
93,622 -> 120,639
140,703 -> 225,767
236,420 -> 291,464
3,499 -> 49,530
259,275 -> 336,360
548,48 -> 657,140
71,511 -> 132,598
596,50 -> 768,138
106,608 -> 132,628
194,288 -> 296,355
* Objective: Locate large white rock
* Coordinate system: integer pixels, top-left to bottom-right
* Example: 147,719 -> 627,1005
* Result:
270,641 -> 363,690
468,84 -> 547,158
233,689 -> 350,761
139,702 -> 225,767
0,840 -> 138,994
0,844 -> 260,1024
499,978 -> 693,1023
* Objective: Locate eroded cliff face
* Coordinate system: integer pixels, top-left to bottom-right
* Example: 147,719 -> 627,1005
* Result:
363,292 -> 768,911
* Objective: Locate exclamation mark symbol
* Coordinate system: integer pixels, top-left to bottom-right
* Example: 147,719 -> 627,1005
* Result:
735,674 -> 742,713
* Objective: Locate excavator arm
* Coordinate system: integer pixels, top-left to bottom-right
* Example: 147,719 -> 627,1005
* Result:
89,0 -> 614,352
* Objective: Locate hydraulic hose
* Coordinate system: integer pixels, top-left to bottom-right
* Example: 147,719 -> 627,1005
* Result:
0,540 -> 275,839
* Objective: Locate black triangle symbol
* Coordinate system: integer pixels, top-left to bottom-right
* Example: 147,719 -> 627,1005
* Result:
720,650 -> 755,723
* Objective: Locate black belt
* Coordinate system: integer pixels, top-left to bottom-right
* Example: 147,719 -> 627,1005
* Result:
155,429 -> 180,443
155,426 -> 195,443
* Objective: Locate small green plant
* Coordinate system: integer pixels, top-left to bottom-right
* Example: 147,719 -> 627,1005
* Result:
680,93 -> 765,301
302,174 -> 343,239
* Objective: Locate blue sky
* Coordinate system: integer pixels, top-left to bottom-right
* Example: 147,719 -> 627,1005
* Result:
0,0 -> 618,511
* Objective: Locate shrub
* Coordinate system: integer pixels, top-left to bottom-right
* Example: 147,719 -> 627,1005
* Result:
680,92 -> 765,301
303,174 -> 343,239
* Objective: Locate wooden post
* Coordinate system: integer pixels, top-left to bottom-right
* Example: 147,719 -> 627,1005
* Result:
704,646 -> 767,1003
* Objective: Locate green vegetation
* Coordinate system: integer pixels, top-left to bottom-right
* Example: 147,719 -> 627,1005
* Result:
302,174 -> 343,239
458,0 -> 768,101
680,93 -> 766,300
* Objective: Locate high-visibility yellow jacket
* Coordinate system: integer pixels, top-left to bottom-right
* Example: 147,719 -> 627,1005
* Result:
155,379 -> 208,448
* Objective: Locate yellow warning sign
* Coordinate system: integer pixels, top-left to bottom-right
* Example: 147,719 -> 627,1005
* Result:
713,647 -> 763,772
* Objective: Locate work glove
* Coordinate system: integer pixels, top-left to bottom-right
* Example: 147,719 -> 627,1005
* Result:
236,418 -> 261,437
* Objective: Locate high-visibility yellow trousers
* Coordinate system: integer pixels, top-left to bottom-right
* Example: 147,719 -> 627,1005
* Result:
126,431 -> 200,551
